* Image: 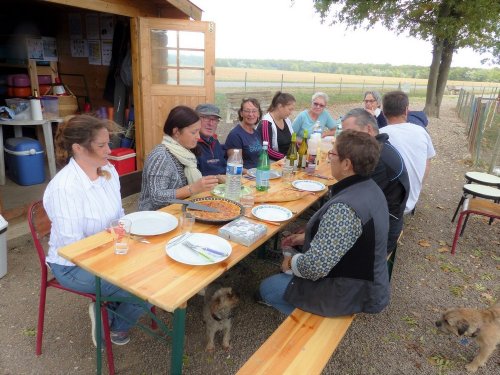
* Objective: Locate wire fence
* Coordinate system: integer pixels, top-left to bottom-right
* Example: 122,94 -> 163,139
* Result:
456,87 -> 500,174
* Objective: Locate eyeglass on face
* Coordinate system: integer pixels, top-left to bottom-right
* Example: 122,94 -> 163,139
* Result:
364,99 -> 376,104
201,116 -> 220,123
242,109 -> 259,114
328,150 -> 338,159
312,102 -> 326,108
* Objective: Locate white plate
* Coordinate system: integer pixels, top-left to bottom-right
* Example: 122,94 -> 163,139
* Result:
247,168 -> 282,179
123,211 -> 178,236
165,233 -> 232,266
251,205 -> 293,222
292,180 -> 326,192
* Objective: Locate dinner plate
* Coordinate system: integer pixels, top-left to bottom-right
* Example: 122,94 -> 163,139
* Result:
211,184 -> 252,198
122,211 -> 178,236
292,180 -> 326,192
251,205 -> 293,222
247,168 -> 282,179
165,233 -> 232,266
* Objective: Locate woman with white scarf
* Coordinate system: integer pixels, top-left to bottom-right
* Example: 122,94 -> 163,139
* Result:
258,91 -> 296,161
138,106 -> 218,211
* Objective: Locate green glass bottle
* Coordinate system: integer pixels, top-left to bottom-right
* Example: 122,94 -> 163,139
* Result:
286,132 -> 298,170
298,130 -> 308,168
256,141 -> 270,191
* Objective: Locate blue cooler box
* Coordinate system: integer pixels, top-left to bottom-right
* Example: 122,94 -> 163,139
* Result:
4,137 -> 46,186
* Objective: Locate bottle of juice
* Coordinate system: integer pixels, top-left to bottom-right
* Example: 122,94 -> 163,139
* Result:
285,132 -> 298,171
298,130 -> 308,168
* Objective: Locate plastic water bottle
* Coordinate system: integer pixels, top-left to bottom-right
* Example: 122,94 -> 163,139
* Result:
225,149 -> 243,202
312,120 -> 322,137
336,122 -> 342,136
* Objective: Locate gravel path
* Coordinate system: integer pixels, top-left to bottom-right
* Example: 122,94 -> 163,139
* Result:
0,98 -> 498,375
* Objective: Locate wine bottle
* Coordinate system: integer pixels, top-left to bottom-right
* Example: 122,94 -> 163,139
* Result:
286,132 -> 298,171
256,141 -> 270,191
298,130 -> 308,168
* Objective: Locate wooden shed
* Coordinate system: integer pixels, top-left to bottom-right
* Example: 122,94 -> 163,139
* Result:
0,0 -> 214,169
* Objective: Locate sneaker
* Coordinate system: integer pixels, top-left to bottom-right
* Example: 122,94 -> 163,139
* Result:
110,331 -> 130,346
88,302 -> 97,347
253,290 -> 271,307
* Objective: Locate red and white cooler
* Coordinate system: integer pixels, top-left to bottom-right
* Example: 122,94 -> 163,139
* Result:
108,148 -> 136,176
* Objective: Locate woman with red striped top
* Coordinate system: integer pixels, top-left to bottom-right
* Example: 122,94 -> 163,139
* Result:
257,91 -> 296,161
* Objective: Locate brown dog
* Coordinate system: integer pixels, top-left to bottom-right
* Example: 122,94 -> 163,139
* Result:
435,304 -> 500,372
202,286 -> 240,351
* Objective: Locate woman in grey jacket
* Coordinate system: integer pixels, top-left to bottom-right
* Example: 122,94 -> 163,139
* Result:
259,130 -> 390,316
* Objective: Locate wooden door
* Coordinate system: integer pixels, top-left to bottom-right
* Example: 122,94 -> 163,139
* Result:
131,17 -> 215,168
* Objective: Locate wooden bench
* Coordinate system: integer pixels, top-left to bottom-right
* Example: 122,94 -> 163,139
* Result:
225,91 -> 274,123
236,309 -> 355,375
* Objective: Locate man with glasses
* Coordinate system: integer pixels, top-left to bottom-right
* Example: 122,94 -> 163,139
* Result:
341,108 -> 410,255
195,104 -> 227,183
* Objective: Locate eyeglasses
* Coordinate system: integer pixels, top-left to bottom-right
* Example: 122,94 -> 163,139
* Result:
312,102 -> 326,108
327,150 -> 338,159
363,99 -> 377,103
201,116 -> 220,123
242,109 -> 259,114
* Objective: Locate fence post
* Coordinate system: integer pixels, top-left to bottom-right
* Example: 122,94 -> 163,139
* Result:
339,77 -> 342,95
281,74 -> 283,92
362,79 -> 365,93
382,80 -> 384,92
313,76 -> 316,93
414,82 -> 417,94
244,71 -> 247,91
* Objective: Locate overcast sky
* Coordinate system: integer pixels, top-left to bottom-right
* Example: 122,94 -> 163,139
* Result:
192,0 -> 497,69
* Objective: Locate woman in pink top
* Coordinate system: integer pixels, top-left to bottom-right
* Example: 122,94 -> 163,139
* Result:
257,91 -> 296,161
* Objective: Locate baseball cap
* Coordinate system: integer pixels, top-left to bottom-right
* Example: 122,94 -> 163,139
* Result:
195,103 -> 221,119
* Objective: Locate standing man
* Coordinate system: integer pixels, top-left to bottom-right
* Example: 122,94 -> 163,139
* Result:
341,108 -> 410,254
380,91 -> 435,214
195,104 -> 227,183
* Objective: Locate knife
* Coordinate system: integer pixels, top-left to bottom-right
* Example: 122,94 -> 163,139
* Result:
166,198 -> 219,213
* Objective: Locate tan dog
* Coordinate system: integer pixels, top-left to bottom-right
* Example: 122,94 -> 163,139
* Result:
435,304 -> 500,372
202,286 -> 240,351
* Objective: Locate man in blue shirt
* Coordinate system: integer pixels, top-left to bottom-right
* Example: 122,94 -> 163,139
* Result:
195,104 -> 227,183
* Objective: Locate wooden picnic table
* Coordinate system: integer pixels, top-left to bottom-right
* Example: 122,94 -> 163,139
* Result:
58,160 -> 335,374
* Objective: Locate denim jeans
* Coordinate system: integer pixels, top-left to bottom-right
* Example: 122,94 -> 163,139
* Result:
49,263 -> 150,332
259,273 -> 295,315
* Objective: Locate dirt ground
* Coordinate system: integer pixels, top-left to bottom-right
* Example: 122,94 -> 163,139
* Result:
0,98 -> 499,375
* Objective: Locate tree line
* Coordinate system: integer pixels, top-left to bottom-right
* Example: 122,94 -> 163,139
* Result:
216,58 -> 500,83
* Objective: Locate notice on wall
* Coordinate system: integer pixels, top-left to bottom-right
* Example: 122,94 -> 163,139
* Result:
42,37 -> 58,61
101,40 -> 113,66
100,15 -> 114,40
70,39 -> 88,58
88,40 -> 102,65
68,13 -> 83,39
86,14 -> 100,40
26,38 -> 44,60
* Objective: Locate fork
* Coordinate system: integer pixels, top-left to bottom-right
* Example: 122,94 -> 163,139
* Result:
182,241 -> 215,262
184,240 -> 228,257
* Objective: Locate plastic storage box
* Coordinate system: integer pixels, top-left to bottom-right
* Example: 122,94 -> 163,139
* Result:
4,137 -> 46,186
218,217 -> 267,246
108,148 -> 136,176
0,215 -> 8,279
41,96 -> 59,119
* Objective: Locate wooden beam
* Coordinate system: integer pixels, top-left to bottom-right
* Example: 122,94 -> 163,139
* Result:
165,0 -> 202,20
44,0 -> 159,17
44,0 -> 202,19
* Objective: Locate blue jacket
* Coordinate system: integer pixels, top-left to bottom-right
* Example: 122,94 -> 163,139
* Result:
196,136 -> 227,176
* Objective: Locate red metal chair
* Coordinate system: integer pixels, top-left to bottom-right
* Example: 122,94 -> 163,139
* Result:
28,201 -> 115,375
451,198 -> 500,255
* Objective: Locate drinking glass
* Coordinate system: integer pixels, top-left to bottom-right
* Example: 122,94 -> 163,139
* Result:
240,192 -> 255,215
282,164 -> 294,183
110,218 -> 132,255
180,212 -> 195,233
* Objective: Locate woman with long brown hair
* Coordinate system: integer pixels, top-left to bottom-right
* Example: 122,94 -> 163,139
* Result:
44,114 -> 150,346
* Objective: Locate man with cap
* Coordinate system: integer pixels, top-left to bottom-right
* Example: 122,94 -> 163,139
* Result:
195,103 -> 227,183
